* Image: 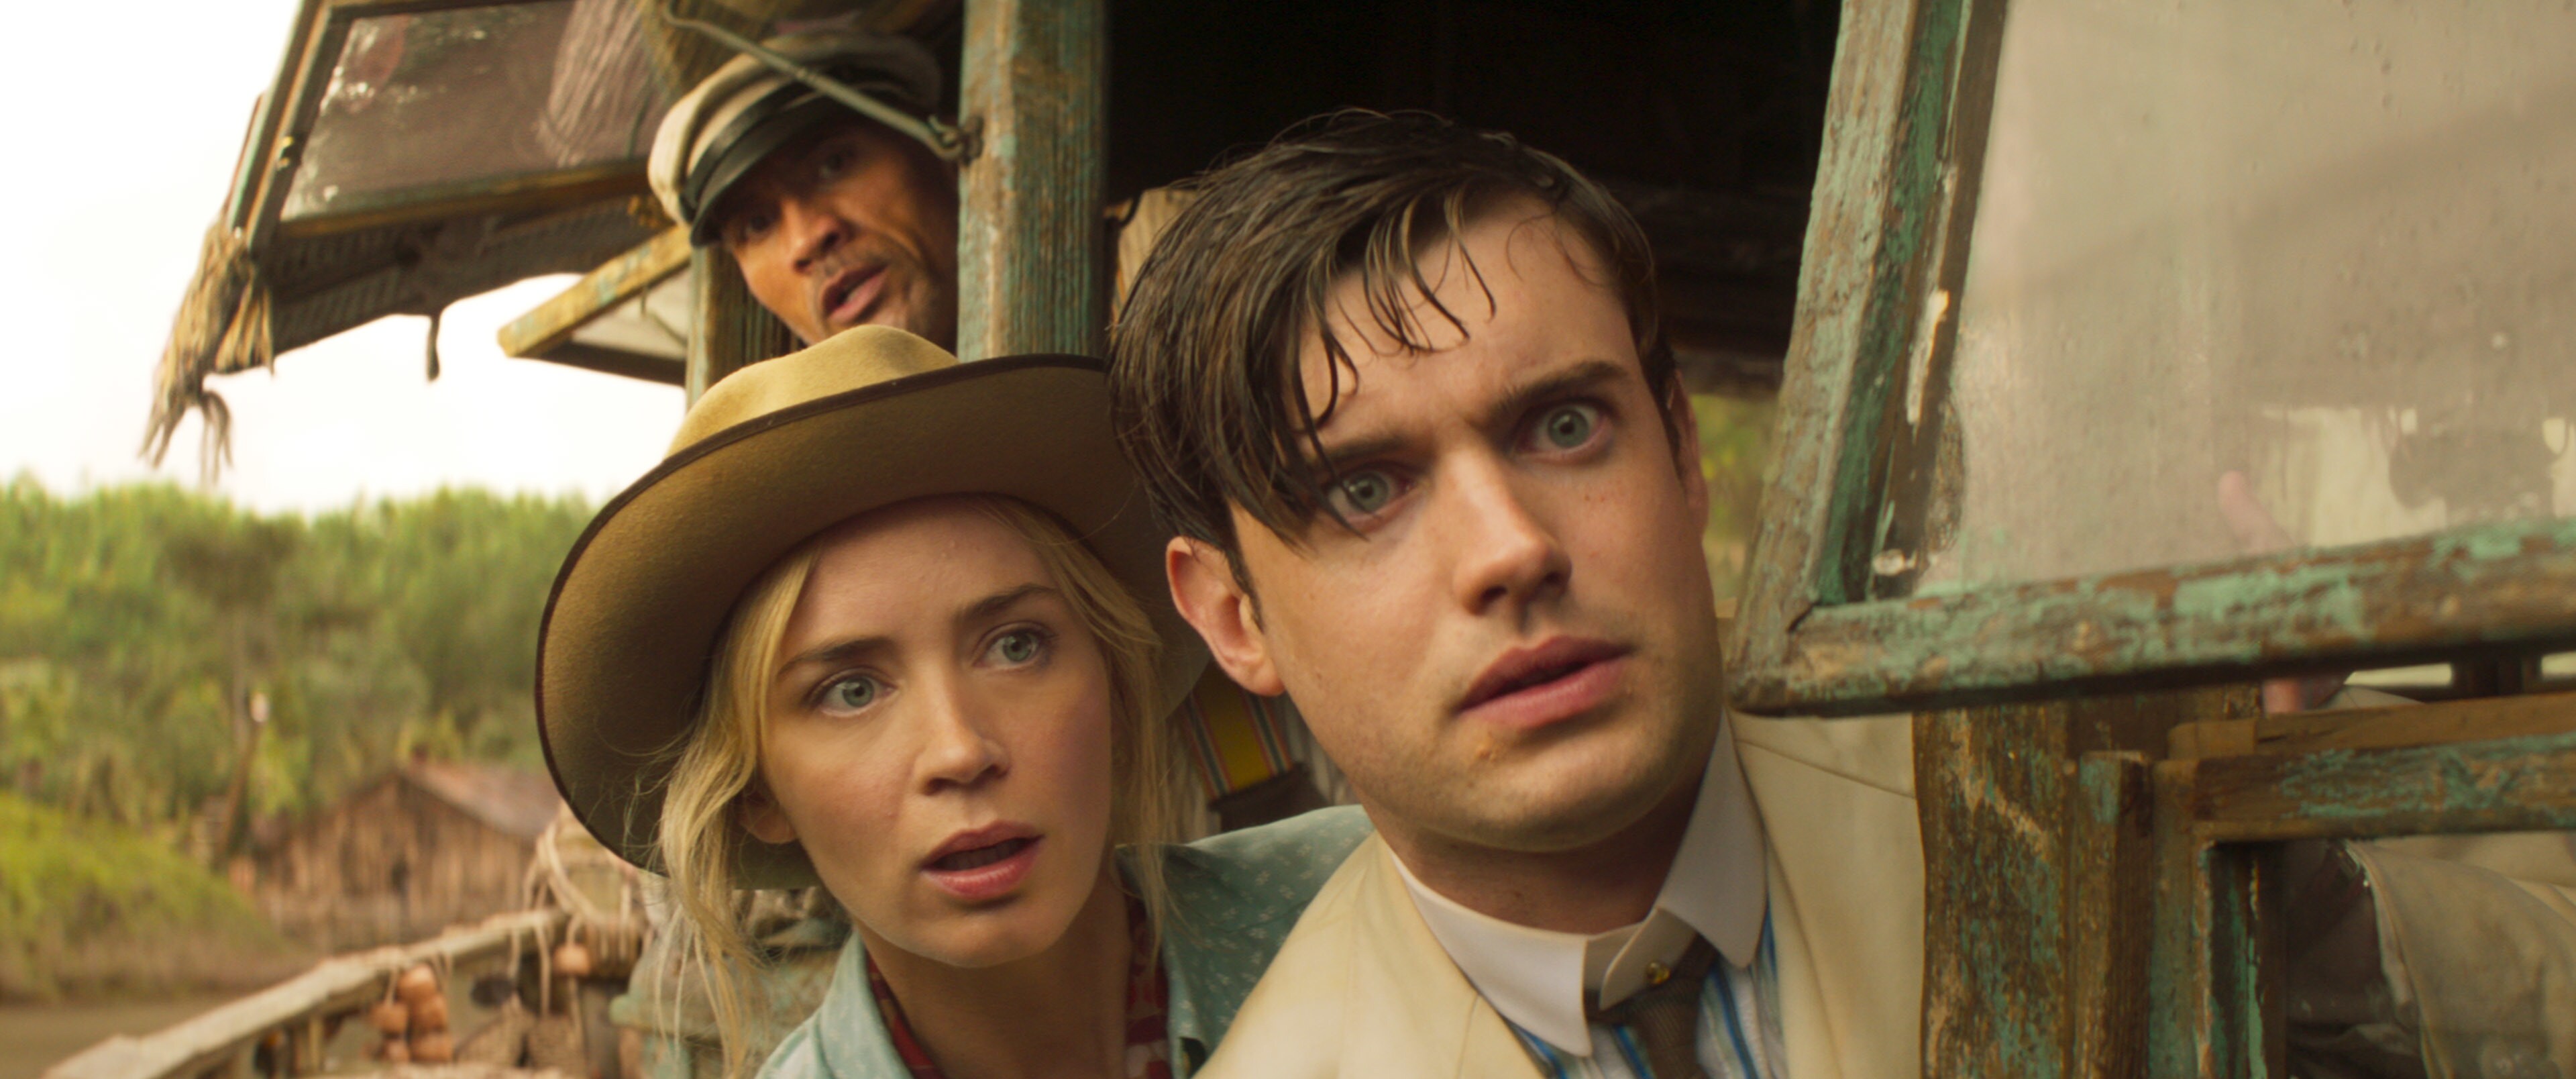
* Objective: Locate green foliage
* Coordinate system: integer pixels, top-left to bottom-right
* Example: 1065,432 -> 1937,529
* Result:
0,790 -> 301,1000
1694,393 -> 1778,605
0,476 -> 591,836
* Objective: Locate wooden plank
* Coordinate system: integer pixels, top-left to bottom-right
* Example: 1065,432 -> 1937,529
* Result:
2147,760 -> 2220,1079
2245,689 -> 2576,755
2180,729 -> 2576,842
954,0 -> 1107,360
43,909 -> 564,1079
274,164 -> 649,240
1734,515 -> 2576,717
515,342 -> 685,387
684,246 -> 795,404
1915,703 -> 2073,1079
1725,0 -> 1935,689
2068,752 -> 2153,1079
497,227 -> 692,360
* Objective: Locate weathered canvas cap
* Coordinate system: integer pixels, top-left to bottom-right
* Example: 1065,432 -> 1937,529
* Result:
535,326 -> 1203,888
648,30 -> 945,245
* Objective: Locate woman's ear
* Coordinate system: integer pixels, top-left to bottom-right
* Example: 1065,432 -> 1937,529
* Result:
1167,536 -> 1285,696
737,780 -> 799,845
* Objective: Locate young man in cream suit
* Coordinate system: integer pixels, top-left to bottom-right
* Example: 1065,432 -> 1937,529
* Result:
1109,111 -> 2576,1079
1108,112 -> 1923,1079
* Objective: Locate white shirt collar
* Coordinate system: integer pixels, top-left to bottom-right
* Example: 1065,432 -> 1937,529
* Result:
1391,721 -> 1768,1054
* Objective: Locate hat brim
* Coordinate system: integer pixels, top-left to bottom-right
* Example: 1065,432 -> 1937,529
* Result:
535,356 -> 1202,890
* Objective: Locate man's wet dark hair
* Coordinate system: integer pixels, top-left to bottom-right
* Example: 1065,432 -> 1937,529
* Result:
1108,110 -> 1674,568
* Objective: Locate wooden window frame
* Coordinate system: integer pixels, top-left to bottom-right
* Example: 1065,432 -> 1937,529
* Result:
1727,0 -> 2576,720
232,0 -> 653,255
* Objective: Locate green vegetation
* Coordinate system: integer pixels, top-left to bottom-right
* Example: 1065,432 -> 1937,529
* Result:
1695,393 -> 1777,606
1,477 -> 592,998
0,477 -> 591,854
0,791 -> 302,1000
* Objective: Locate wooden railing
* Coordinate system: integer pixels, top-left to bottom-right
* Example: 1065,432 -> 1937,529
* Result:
44,910 -> 568,1079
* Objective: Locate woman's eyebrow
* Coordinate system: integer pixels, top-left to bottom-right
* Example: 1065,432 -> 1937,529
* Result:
777,635 -> 892,681
957,583 -> 1060,627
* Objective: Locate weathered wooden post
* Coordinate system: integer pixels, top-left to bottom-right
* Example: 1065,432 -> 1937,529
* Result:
684,247 -> 794,404
955,0 -> 1109,361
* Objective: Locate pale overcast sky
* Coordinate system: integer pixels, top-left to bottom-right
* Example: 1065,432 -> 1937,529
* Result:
0,1 -> 682,513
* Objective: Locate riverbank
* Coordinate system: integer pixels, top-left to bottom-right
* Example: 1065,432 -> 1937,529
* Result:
0,794 -> 309,1002
0,995 -> 231,1079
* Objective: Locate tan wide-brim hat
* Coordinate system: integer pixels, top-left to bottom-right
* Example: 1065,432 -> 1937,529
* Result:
535,326 -> 1203,889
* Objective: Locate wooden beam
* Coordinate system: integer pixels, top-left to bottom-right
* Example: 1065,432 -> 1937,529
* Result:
514,343 -> 686,387
1725,0 -> 1963,696
1734,515 -> 2576,717
1915,702 -> 2076,1079
2068,752 -> 2154,1078
2229,689 -> 2576,757
955,0 -> 1107,360
685,246 -> 795,403
43,909 -> 564,1079
497,226 -> 692,360
2179,729 -> 2576,842
274,164 -> 650,240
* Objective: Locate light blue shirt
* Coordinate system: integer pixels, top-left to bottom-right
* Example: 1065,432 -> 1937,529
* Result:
759,806 -> 1373,1079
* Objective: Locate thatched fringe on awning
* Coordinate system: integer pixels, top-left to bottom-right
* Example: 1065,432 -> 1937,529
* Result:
144,223 -> 274,482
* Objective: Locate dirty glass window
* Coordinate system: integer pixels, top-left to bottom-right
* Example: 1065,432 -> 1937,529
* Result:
1907,0 -> 2576,592
282,0 -> 668,221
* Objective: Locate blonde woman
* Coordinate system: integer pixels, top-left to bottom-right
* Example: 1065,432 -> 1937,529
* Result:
536,327 -> 1367,1079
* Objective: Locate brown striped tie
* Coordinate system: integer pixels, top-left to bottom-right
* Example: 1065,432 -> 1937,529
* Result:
1587,936 -> 1719,1079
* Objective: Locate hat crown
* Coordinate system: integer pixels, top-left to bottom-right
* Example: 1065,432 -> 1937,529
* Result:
671,325 -> 957,454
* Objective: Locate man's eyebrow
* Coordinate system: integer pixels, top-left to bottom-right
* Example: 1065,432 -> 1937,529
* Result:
1479,358 -> 1633,431
1307,357 -> 1635,472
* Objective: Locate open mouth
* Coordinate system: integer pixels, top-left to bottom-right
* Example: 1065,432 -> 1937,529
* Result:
930,837 -> 1033,872
818,264 -> 887,327
1456,637 -> 1631,731
920,826 -> 1044,901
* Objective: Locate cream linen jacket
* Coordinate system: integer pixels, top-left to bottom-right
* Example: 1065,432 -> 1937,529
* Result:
1194,713 -> 1924,1079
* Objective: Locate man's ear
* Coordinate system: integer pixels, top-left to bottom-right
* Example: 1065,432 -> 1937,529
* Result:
1663,380 -> 1711,521
738,780 -> 799,846
1167,537 -> 1286,696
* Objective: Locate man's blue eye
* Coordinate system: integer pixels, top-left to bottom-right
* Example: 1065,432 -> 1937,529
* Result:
1334,470 -> 1397,515
826,677 -> 878,710
1538,404 -> 1599,450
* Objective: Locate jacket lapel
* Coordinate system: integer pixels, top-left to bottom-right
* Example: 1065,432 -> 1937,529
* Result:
1734,713 -> 1925,1079
1335,837 -> 1546,1079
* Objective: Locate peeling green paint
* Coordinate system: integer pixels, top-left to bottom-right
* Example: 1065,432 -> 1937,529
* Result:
1737,514 -> 2576,716
2216,731 -> 2576,837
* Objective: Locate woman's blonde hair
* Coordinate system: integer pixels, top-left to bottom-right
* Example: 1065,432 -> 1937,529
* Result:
651,496 -> 1183,1078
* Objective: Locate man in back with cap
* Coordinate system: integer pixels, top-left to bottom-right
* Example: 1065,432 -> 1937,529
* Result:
647,29 -> 959,349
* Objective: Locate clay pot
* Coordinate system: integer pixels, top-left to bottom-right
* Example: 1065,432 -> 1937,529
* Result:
410,992 -> 449,1033
378,1038 -> 411,1064
552,941 -> 594,980
411,1031 -> 456,1064
369,1000 -> 411,1037
396,963 -> 441,1004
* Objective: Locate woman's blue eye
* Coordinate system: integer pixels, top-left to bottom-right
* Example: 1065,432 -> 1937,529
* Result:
1332,470 -> 1399,515
1537,403 -> 1599,450
824,676 -> 879,711
992,630 -> 1043,665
